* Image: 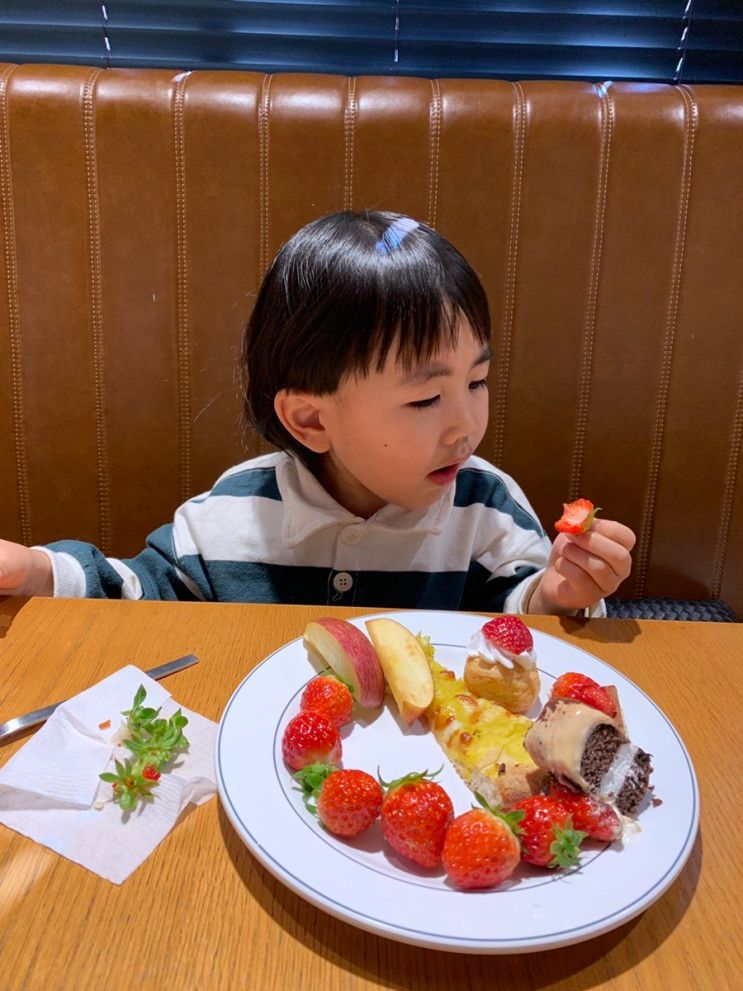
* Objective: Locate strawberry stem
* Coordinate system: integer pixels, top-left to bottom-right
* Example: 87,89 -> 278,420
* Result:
473,792 -> 525,835
99,685 -> 189,814
293,762 -> 335,815
377,766 -> 443,792
548,816 -> 587,869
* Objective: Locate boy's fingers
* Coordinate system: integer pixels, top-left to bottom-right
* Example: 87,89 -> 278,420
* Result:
561,528 -> 634,578
585,518 -> 636,550
553,555 -> 603,597
559,541 -> 624,593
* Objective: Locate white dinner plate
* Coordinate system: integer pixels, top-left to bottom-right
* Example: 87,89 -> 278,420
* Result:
216,610 -> 699,954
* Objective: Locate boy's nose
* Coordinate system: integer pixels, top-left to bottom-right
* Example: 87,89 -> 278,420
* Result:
441,404 -> 478,449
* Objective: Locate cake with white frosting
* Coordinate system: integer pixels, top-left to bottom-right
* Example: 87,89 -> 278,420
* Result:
463,617 -> 540,714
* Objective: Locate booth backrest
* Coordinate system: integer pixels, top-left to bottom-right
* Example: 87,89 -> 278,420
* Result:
0,65 -> 741,612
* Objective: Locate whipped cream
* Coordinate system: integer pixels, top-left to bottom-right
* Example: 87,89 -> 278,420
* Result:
466,629 -> 536,670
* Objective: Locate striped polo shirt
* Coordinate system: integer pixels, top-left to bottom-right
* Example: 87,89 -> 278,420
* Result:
38,452 -> 566,613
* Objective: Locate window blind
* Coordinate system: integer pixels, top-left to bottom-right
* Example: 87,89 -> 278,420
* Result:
1,1 -> 741,83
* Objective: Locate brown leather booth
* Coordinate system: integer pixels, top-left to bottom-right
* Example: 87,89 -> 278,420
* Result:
0,65 -> 741,615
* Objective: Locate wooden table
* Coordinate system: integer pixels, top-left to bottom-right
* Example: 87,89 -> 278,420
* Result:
0,597 -> 740,991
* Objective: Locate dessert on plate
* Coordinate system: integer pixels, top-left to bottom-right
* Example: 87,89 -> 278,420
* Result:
524,696 -> 652,816
464,617 -> 541,714
424,650 -> 548,806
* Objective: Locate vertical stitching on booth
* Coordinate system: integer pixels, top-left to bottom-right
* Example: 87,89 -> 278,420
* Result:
83,67 -> 111,554
427,79 -> 441,230
712,364 -> 743,599
258,75 -> 272,281
569,84 -> 613,500
635,85 -> 698,596
344,77 -> 357,211
174,72 -> 192,502
0,64 -> 31,546
492,81 -> 526,466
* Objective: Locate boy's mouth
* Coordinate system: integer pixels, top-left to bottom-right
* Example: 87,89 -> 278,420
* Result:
428,461 -> 464,486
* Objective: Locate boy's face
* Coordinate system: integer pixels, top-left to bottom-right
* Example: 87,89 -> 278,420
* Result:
316,321 -> 491,517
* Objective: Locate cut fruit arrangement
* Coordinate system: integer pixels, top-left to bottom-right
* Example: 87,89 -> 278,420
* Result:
282,606 -> 653,892
279,496 -> 653,891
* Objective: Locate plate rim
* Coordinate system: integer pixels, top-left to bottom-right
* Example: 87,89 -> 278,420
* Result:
216,609 -> 700,953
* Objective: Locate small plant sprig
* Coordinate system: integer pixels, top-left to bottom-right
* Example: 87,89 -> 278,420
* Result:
100,685 -> 189,812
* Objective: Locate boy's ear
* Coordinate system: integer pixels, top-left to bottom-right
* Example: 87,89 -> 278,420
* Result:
274,389 -> 332,454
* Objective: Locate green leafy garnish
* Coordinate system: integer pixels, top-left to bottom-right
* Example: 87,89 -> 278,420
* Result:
99,685 -> 189,813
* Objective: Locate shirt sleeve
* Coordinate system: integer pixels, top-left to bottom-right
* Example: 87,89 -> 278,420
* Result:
35,520 -> 210,601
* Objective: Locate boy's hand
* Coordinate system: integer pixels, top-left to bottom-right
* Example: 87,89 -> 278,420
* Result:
530,519 -> 636,615
0,539 -> 54,597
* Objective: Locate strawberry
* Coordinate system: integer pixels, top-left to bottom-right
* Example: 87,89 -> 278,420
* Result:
481,616 -> 533,655
300,674 -> 354,728
512,795 -> 586,868
551,672 -> 618,718
281,711 -> 342,771
442,798 -> 522,891
379,769 -> 454,868
294,763 -> 383,837
555,498 -> 600,534
548,782 -> 622,841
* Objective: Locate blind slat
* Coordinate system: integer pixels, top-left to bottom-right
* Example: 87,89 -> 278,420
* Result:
1,0 -> 741,85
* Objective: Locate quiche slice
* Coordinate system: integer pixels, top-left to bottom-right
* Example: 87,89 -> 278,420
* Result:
424,654 -> 549,806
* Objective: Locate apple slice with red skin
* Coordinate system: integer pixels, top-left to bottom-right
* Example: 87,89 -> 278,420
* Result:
303,618 -> 385,709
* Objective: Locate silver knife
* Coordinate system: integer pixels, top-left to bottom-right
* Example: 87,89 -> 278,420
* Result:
0,653 -> 199,743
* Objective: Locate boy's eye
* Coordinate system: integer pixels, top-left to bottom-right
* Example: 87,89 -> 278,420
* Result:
469,377 -> 489,391
407,379 -> 488,410
407,395 -> 441,410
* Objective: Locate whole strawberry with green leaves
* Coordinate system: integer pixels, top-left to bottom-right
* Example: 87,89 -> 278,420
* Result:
294,763 -> 383,837
442,795 -> 523,890
379,769 -> 454,868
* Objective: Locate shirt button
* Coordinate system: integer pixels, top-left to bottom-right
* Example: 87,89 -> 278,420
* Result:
341,526 -> 362,546
332,571 -> 354,593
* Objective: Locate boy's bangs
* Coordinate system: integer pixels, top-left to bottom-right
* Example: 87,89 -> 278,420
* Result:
375,292 -> 490,376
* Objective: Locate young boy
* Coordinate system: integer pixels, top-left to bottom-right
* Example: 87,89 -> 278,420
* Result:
0,212 -> 634,614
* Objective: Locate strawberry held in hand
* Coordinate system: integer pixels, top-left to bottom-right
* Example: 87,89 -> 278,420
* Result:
555,499 -> 600,534
281,711 -> 342,770
300,672 -> 354,728
531,503 -> 636,616
294,764 -> 383,837
442,796 -> 522,890
512,794 -> 586,869
379,769 -> 454,868
551,671 -> 617,718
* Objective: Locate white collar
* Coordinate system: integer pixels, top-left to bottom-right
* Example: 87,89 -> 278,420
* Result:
275,455 -> 455,548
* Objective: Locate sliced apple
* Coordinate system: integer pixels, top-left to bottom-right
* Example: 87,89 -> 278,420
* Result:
365,618 -> 434,724
303,618 -> 385,708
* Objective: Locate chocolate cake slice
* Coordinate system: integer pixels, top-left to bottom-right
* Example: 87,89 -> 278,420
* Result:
524,698 -> 652,816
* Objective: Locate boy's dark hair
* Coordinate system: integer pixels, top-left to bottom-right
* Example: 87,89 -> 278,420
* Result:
242,210 -> 491,462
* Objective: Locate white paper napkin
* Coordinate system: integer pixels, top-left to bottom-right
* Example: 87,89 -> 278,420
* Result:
0,664 -> 218,884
